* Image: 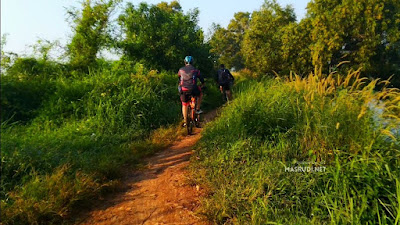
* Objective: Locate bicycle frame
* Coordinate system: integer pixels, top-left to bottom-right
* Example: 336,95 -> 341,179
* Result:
186,95 -> 200,135
190,96 -> 197,119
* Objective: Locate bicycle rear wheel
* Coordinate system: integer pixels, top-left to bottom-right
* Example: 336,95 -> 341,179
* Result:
187,105 -> 193,135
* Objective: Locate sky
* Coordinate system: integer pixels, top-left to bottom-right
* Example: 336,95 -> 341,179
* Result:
1,0 -> 309,56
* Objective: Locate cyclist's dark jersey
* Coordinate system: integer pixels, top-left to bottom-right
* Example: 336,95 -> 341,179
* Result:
216,68 -> 234,85
178,65 -> 204,91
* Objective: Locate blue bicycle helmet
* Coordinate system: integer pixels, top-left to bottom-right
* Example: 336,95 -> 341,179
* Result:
184,56 -> 193,64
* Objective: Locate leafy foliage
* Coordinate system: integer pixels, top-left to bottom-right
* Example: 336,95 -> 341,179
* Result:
67,0 -> 119,71
210,0 -> 400,85
308,0 -> 400,84
118,1 -> 212,73
280,18 -> 313,75
242,0 -> 296,75
209,12 -> 250,71
1,34 -> 19,75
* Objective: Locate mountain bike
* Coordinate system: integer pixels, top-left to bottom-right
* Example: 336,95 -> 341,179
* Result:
186,86 -> 205,135
186,95 -> 199,135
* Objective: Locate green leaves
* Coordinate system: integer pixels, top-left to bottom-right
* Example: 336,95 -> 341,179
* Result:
209,12 -> 250,70
118,2 -> 211,72
307,0 -> 400,84
67,0 -> 120,71
210,0 -> 310,75
209,0 -> 399,85
242,0 -> 296,75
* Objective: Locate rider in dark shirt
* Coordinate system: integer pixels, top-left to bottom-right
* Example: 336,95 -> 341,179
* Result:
217,64 -> 234,101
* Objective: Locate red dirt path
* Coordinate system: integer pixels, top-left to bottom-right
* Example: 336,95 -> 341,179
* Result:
78,110 -> 217,225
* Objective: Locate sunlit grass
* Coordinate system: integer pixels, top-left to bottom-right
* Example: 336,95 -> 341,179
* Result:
0,66 -> 194,224
191,69 -> 400,224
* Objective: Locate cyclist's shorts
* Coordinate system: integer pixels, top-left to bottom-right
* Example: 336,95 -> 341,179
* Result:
180,86 -> 201,106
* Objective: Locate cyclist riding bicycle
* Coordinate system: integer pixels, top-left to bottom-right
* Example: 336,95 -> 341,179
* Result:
178,56 -> 205,127
217,64 -> 234,101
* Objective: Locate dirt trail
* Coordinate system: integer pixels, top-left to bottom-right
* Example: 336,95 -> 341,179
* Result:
79,110 -> 217,225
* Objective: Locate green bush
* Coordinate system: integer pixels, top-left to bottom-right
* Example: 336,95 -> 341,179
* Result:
1,77 -> 54,123
0,57 -> 71,123
0,64 -> 185,224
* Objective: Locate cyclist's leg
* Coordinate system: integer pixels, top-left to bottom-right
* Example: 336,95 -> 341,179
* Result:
220,84 -> 227,101
223,84 -> 232,101
191,87 -> 202,112
219,83 -> 226,101
182,104 -> 188,123
180,92 -> 190,124
226,90 -> 232,101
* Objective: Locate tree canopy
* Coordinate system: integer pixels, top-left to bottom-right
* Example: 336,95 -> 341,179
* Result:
67,0 -> 119,71
4,0 -> 400,85
117,1 -> 212,72
209,0 -> 400,85
242,1 -> 296,75
209,12 -> 250,71
308,0 -> 400,83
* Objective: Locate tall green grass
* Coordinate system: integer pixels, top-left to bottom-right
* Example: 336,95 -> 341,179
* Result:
191,70 -> 400,224
1,64 -> 189,224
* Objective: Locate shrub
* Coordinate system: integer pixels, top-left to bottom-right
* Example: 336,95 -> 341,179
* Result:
1,66 -> 185,224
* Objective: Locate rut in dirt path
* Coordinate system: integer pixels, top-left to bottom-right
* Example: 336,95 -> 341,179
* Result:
79,110 -> 218,225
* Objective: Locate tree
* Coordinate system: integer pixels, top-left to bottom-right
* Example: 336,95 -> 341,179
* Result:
307,0 -> 400,84
67,0 -> 119,71
209,12 -> 250,70
118,1 -> 212,72
30,39 -> 63,62
1,34 -> 15,75
242,0 -> 296,75
280,18 -> 313,75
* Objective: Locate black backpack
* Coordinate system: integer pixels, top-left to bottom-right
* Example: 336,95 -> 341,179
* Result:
218,69 -> 230,85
